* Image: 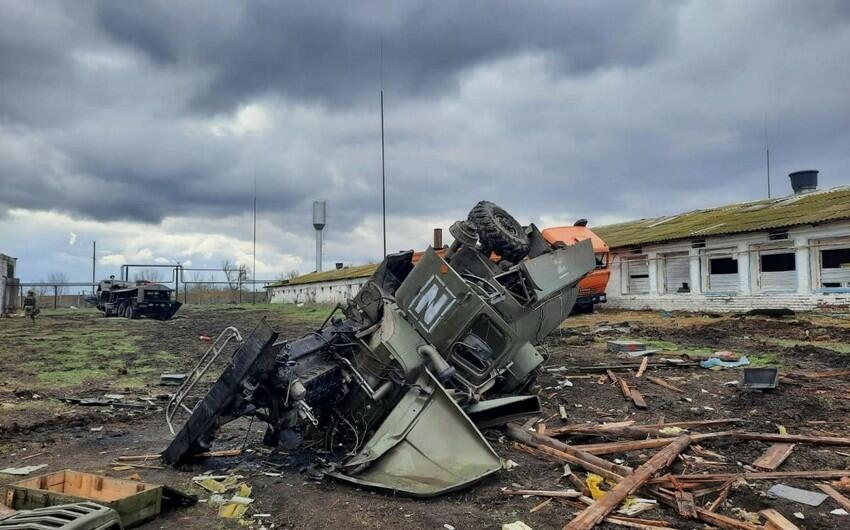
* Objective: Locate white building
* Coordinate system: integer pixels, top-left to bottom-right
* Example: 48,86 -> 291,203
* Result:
598,172 -> 850,312
0,253 -> 19,316
266,264 -> 376,305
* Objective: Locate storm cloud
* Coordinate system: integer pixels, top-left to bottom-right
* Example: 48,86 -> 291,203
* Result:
2,1 -> 850,282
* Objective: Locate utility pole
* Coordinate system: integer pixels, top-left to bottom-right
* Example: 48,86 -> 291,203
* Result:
91,241 -> 96,294
381,90 -> 387,258
252,174 -> 257,304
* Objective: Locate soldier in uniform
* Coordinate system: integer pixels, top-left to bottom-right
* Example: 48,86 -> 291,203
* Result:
23,289 -> 39,321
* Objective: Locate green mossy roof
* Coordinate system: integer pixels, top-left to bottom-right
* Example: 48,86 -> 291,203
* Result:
594,187 -> 850,249
267,263 -> 378,288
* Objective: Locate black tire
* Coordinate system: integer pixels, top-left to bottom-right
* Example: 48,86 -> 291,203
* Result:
126,303 -> 135,319
116,302 -> 126,318
467,201 -> 529,262
572,303 -> 594,314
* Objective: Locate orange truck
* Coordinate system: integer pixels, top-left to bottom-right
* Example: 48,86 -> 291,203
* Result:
541,221 -> 610,313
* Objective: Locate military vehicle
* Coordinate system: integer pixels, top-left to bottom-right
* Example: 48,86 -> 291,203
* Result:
94,277 -> 182,320
163,201 -> 594,497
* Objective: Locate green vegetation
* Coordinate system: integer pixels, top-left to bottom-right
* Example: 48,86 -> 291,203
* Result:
186,302 -> 333,324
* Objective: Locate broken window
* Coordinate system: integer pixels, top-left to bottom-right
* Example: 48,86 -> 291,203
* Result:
624,257 -> 649,294
705,251 -> 739,292
758,249 -> 796,291
662,252 -> 690,293
820,247 -> 850,289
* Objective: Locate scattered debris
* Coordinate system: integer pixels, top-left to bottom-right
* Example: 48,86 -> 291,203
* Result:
752,443 -> 795,471
767,484 -> 828,506
607,340 -> 646,353
0,465 -> 47,476
741,367 -> 780,390
700,355 -> 750,369
160,372 -> 187,386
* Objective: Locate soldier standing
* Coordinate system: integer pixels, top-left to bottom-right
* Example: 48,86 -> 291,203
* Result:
23,289 -> 39,321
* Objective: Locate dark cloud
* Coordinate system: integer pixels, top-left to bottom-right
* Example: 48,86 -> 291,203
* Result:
94,1 -> 675,111
2,0 -> 850,281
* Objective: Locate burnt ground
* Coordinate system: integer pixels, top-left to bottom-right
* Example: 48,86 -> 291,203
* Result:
2,306 -> 850,529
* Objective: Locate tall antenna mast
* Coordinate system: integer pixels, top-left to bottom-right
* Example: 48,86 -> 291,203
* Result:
764,114 -> 771,198
252,173 -> 257,303
380,40 -> 387,258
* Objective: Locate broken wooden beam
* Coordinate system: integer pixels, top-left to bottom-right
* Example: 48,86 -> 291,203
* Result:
649,469 -> 850,483
507,424 -> 633,476
733,433 -> 850,446
618,378 -> 632,400
501,488 -> 582,498
562,434 -> 692,530
759,508 -> 801,530
636,356 -> 649,377
815,483 -> 850,513
707,479 -> 735,512
752,443 -> 795,471
573,438 -> 675,455
645,376 -> 684,393
651,488 -> 760,530
630,388 -> 647,409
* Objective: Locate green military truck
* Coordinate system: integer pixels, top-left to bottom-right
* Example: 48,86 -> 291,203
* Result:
94,277 -> 182,320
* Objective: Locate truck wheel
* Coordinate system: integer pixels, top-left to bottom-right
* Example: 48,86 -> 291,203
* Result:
126,304 -> 135,319
468,201 -> 530,262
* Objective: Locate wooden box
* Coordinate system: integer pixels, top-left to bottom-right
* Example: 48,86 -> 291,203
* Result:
5,469 -> 162,528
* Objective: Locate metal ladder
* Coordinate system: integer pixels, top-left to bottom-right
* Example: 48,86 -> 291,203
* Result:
166,326 -> 244,434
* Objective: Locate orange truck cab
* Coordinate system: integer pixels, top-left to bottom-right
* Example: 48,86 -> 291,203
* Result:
541,224 -> 610,313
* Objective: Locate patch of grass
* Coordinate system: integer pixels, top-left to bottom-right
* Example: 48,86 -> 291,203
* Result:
17,328 -> 140,388
186,303 -> 332,323
746,352 -> 782,367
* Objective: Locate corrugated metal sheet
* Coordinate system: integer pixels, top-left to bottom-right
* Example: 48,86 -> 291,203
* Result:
627,259 -> 649,294
663,253 -> 690,293
594,186 -> 850,249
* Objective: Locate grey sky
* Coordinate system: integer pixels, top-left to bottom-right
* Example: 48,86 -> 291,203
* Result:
2,1 -> 849,283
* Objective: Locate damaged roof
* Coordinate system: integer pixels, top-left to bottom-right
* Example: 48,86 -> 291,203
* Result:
594,186 -> 850,249
267,263 -> 378,288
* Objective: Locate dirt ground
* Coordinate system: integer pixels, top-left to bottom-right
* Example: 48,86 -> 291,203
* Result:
2,305 -> 850,529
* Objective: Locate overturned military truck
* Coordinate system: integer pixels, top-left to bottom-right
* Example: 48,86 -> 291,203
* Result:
163,201 -> 595,497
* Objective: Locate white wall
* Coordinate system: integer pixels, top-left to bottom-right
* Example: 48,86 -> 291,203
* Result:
607,221 -> 850,312
268,277 -> 370,304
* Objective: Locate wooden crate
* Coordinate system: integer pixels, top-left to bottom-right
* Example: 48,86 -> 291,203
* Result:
4,469 -> 162,528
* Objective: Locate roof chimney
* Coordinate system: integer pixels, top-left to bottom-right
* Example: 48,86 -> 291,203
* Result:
789,170 -> 818,195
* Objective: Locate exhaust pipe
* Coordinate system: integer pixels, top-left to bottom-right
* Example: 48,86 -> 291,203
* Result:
418,344 -> 455,382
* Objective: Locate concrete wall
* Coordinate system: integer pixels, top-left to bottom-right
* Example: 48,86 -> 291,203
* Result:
268,277 -> 370,304
607,221 -> 850,312
0,254 -> 18,315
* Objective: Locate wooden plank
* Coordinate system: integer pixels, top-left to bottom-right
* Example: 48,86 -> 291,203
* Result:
501,488 -> 582,498
636,357 -> 649,378
574,438 -> 674,455
630,388 -> 648,409
512,442 -> 626,483
651,488 -> 760,530
759,508 -> 800,530
649,469 -> 850,483
507,424 -> 633,477
734,433 -> 850,446
562,435 -> 692,530
815,483 -> 850,512
752,443 -> 795,471
646,376 -> 684,393
606,369 -> 620,383
618,379 -> 632,400
707,479 -> 734,512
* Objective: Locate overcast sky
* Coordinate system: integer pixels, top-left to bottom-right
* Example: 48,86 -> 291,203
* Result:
2,1 -> 849,285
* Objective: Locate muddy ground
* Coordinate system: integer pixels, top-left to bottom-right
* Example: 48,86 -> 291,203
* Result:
2,305 -> 850,529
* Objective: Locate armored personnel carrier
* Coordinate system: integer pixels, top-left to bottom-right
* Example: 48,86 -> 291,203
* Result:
163,201 -> 594,496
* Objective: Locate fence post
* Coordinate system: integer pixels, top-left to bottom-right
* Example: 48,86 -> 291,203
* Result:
53,285 -> 58,309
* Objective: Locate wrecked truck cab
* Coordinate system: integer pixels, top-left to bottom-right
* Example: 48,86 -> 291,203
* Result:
163,202 -> 595,497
